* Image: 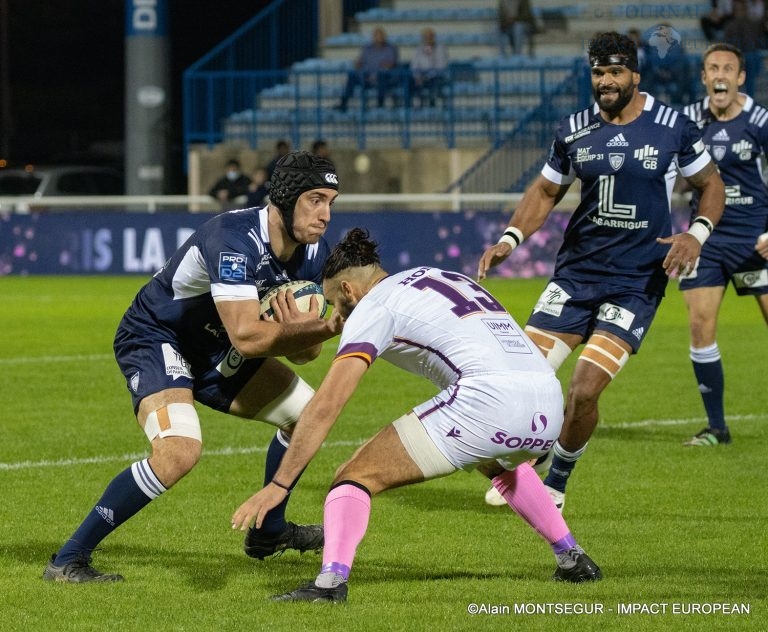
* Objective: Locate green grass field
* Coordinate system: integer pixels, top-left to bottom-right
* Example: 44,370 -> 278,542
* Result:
1,276 -> 766,631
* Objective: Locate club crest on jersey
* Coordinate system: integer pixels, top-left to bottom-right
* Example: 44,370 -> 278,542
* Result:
609,153 -> 625,170
712,145 -> 727,161
218,252 -> 247,282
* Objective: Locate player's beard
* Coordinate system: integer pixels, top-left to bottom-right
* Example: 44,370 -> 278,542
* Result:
594,83 -> 634,117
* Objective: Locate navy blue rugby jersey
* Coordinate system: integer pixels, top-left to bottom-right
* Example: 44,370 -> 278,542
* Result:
118,206 -> 329,365
683,95 -> 768,243
543,94 -> 710,294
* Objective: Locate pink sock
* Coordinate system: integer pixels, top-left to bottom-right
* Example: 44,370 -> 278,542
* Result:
493,462 -> 572,549
320,483 -> 372,580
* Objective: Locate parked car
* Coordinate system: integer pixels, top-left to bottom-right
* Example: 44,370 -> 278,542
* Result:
0,165 -> 123,210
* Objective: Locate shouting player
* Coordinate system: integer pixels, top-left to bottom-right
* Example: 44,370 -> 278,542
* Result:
43,151 -> 343,583
232,228 -> 602,603
478,31 -> 725,510
679,43 -> 768,446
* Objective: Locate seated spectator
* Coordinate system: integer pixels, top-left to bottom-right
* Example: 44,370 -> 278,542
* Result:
337,27 -> 399,111
245,167 -> 269,207
410,28 -> 449,107
208,159 -> 251,210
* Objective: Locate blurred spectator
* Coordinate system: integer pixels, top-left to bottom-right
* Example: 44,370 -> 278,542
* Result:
311,139 -> 332,162
643,24 -> 692,107
410,28 -> 449,107
245,166 -> 269,208
208,159 -> 251,210
701,0 -> 734,42
499,0 -> 537,56
265,140 -> 291,180
723,0 -> 765,95
627,28 -> 652,93
337,27 -> 399,111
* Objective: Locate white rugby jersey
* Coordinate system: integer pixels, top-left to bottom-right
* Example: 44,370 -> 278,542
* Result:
333,266 -> 553,389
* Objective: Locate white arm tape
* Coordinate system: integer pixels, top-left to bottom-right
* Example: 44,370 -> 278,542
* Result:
498,226 -> 525,250
686,218 -> 712,246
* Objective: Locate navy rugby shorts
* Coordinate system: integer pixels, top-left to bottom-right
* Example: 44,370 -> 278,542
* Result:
114,327 -> 266,414
680,241 -> 768,296
526,277 -> 663,354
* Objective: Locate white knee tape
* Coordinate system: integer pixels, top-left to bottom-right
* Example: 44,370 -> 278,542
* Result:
524,326 -> 572,371
143,403 -> 202,442
257,376 -> 314,429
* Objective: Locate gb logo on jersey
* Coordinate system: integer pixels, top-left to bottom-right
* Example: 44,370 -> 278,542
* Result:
633,144 -> 658,169
731,140 -> 753,160
219,252 -> 247,282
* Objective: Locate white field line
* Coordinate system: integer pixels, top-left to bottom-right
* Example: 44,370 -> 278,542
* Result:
0,354 -> 113,365
1,415 -> 762,473
0,440 -> 365,472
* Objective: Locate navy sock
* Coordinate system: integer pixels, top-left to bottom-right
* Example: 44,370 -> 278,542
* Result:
691,344 -> 725,430
258,430 -> 295,534
55,459 -> 165,565
543,441 -> 587,493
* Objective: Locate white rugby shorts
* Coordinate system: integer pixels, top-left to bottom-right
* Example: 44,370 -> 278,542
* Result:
395,372 -> 563,476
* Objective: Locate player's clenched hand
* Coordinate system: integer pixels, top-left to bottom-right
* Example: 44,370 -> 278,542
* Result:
231,484 -> 288,531
477,242 -> 513,281
657,232 -> 702,278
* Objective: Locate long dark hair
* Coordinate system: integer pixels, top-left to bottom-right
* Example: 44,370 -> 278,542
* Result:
323,228 -> 381,279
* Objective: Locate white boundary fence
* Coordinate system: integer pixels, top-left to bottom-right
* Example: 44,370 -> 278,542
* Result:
0,192 -> 691,214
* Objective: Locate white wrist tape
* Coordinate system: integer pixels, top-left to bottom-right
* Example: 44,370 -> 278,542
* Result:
498,226 -> 524,250
758,231 -> 768,243
686,217 -> 713,246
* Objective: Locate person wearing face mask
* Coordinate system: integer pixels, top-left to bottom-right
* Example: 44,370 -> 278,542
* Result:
209,158 -> 253,210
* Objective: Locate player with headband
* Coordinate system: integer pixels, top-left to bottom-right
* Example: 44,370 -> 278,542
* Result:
479,31 -> 725,510
44,151 -> 344,582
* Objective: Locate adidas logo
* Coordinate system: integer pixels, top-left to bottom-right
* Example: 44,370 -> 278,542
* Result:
446,427 -> 462,438
130,372 -> 140,393
606,133 -> 629,147
96,505 -> 115,526
632,326 -> 645,340
712,128 -> 730,141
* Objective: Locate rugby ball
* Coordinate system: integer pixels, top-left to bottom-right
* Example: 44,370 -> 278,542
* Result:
259,280 -> 327,320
